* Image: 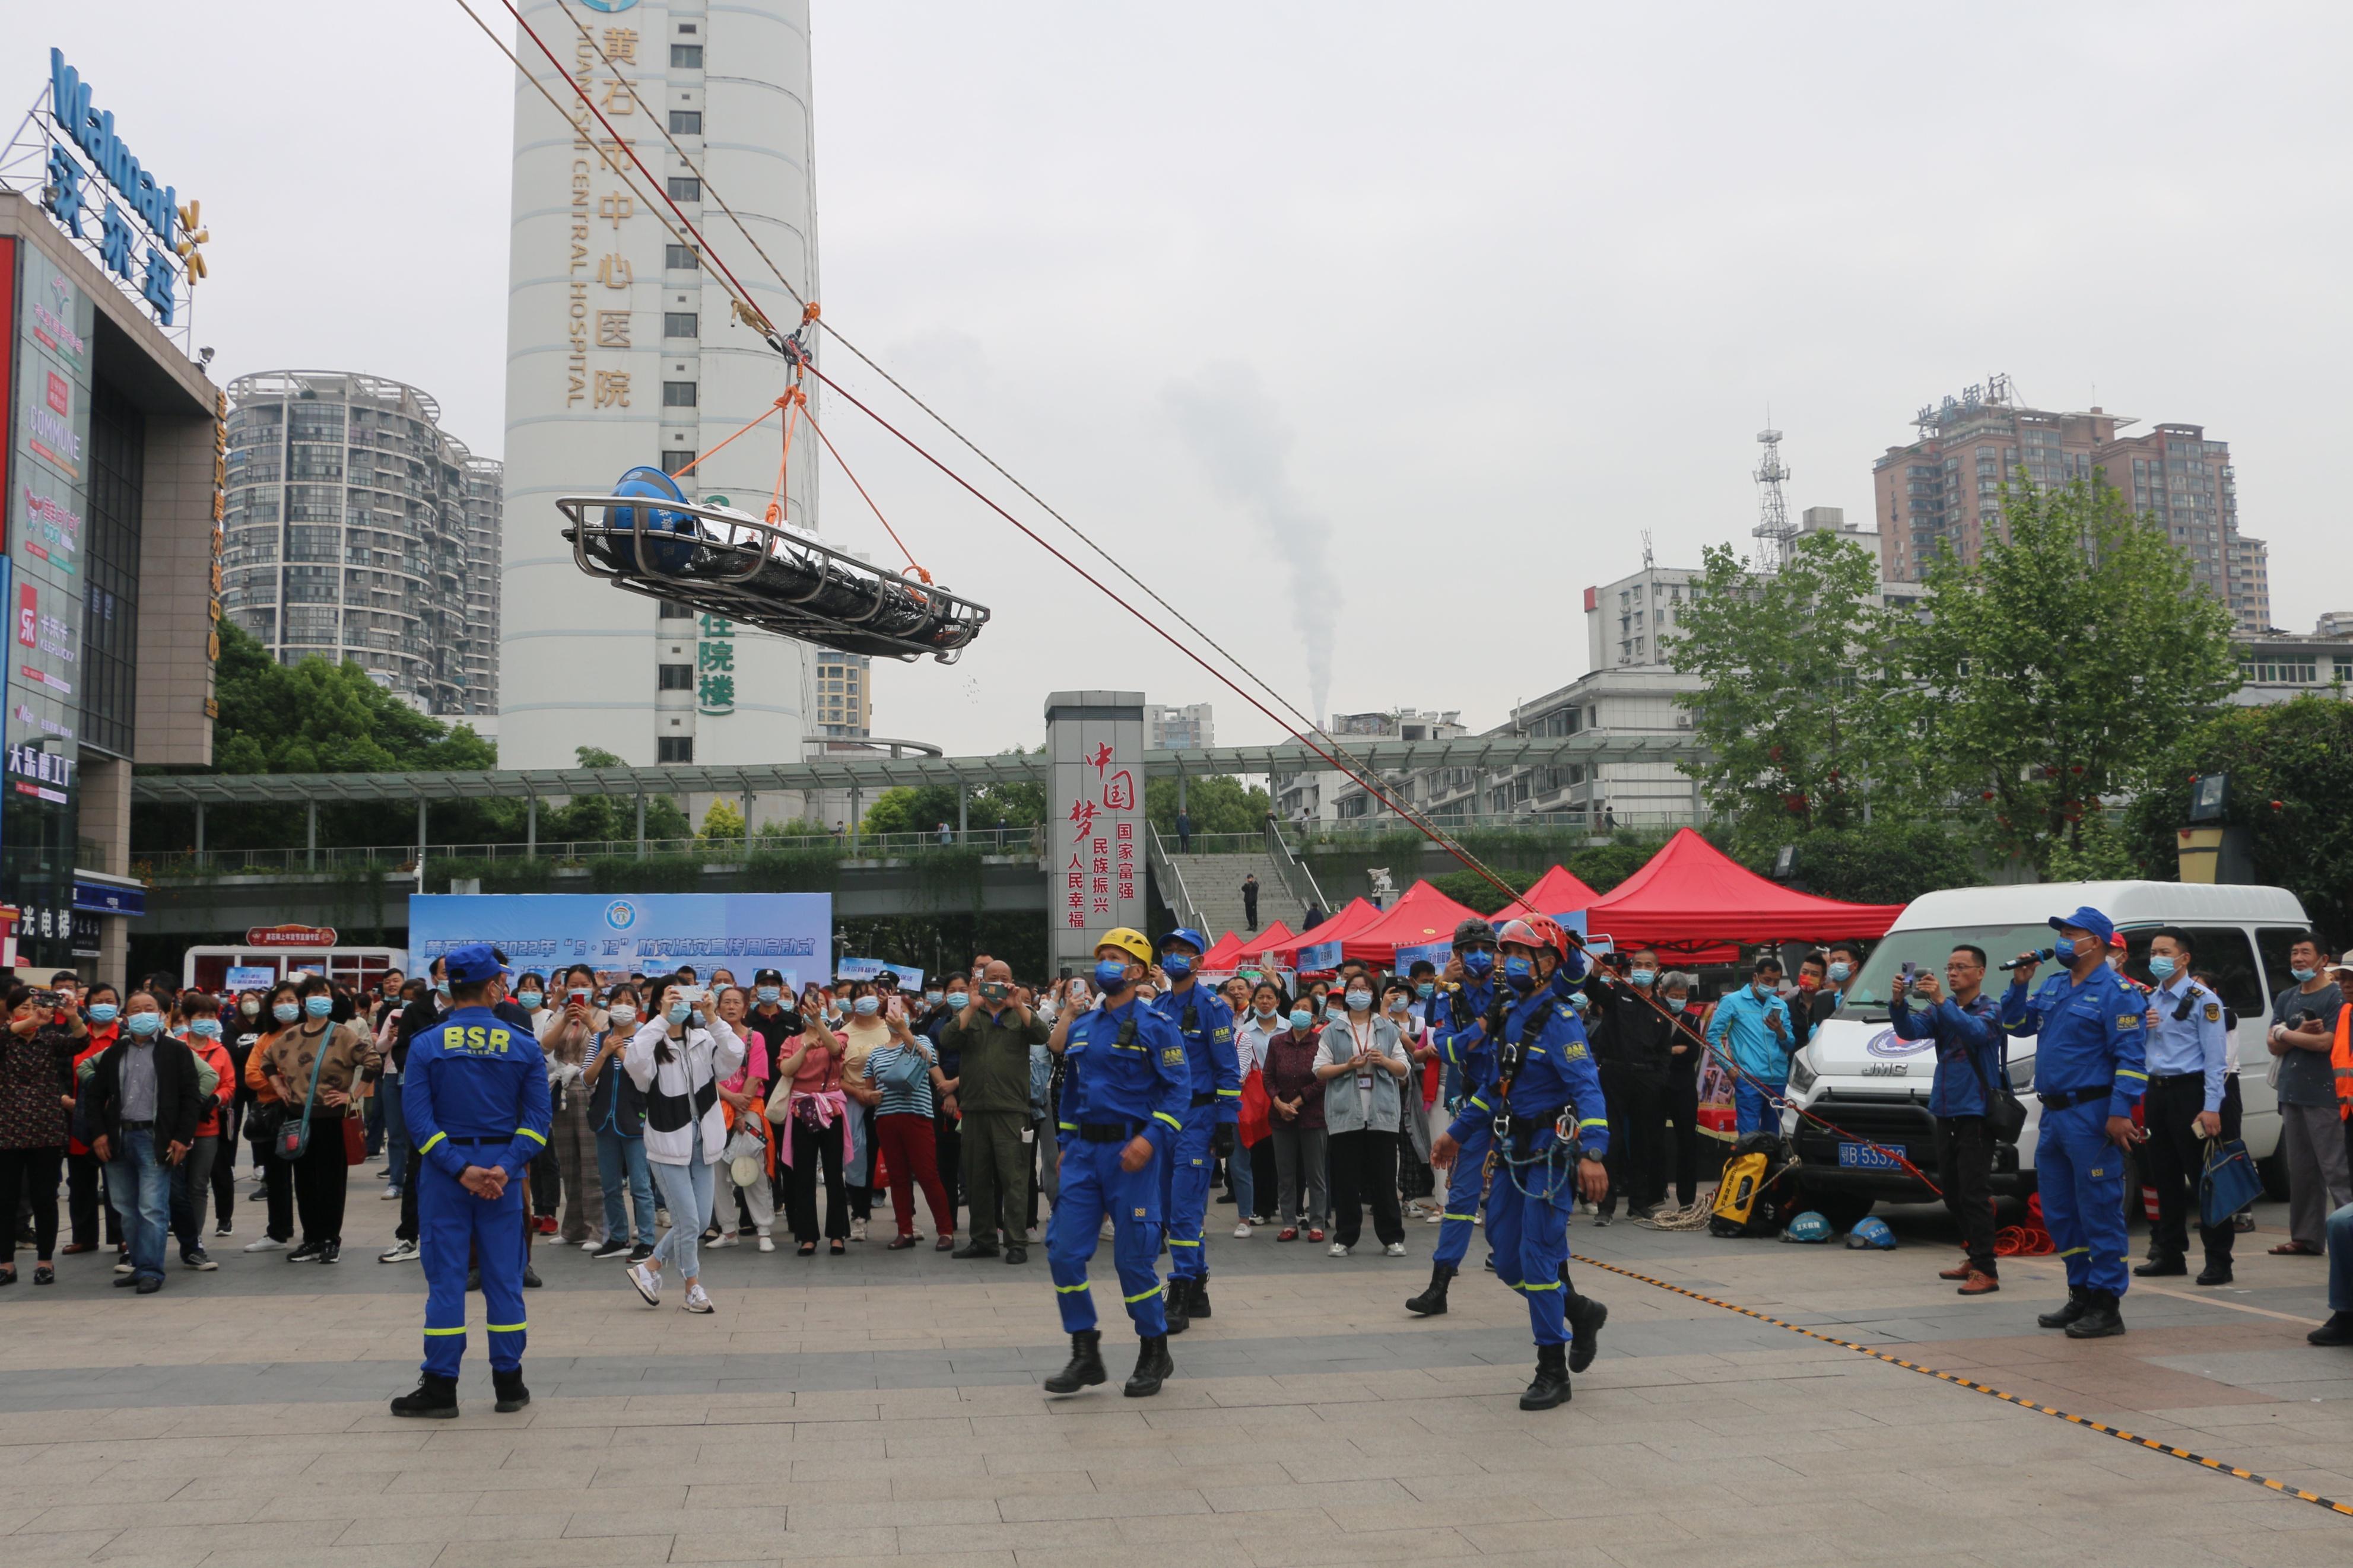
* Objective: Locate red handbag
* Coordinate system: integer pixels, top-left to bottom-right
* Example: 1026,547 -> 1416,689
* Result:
341,1108 -> 367,1165
1237,1068 -> 1271,1149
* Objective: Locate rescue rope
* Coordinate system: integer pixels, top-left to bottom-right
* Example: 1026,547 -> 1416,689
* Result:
1569,1251 -> 2353,1519
802,404 -> 931,584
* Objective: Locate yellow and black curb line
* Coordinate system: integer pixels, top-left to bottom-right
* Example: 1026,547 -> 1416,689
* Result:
1568,1252 -> 2353,1520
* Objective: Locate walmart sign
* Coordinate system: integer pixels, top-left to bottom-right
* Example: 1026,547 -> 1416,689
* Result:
42,49 -> 189,325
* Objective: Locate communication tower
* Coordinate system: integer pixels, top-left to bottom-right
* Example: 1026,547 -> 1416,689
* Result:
1752,425 -> 1795,570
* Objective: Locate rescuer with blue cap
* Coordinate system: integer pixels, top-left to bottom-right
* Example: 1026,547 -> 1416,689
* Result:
1151,925 -> 1237,1332
1043,927 -> 1192,1398
1429,916 -> 1611,1410
1999,905 -> 2149,1340
390,944 -> 552,1418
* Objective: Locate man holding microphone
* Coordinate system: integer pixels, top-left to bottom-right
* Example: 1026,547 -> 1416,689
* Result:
2000,907 -> 2149,1340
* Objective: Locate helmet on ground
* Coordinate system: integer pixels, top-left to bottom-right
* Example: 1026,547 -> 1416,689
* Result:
1782,1211 -> 1833,1244
1161,927 -> 1209,958
1844,1216 -> 1897,1251
1496,916 -> 1571,960
1452,917 -> 1497,949
1096,927 -> 1152,965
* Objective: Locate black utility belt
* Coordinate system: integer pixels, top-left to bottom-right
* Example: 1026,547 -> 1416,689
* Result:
2036,1085 -> 2111,1112
1078,1121 -> 1143,1144
1189,1091 -> 1216,1108
1505,1111 -> 1573,1139
119,1119 -> 155,1131
444,1134 -> 508,1146
2146,1071 -> 2204,1087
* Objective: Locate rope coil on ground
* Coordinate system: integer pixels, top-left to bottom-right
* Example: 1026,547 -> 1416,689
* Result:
1569,1249 -> 2353,1519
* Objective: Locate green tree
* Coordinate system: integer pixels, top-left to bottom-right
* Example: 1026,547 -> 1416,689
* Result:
1668,530 -> 1918,851
1147,774 -> 1272,836
859,748 -> 1048,838
538,748 -> 691,844
1907,473 -> 2238,874
700,797 -> 746,841
2123,694 -> 2353,937
1730,821 -> 1977,906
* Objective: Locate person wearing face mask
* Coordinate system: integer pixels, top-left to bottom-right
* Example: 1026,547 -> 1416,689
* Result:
388,946 -> 553,1418
238,982 -> 304,1254
0,980 -> 85,1286
859,983 -> 956,1252
1408,919 -> 1504,1315
1891,945 -> 2005,1295
1261,992 -> 1329,1243
578,985 -> 657,1262
61,984 -> 123,1259
1232,979 -> 1290,1232
81,988 -> 203,1295
1428,917 -> 1611,1410
942,961 -> 1050,1262
1386,979 -> 1440,1221
921,978 -> 968,1231
1583,948 -> 1676,1227
621,976 -> 748,1315
1652,974 -> 1707,1210
1822,945 -> 1860,1010
537,966 -> 608,1251
1706,959 -> 1795,1138
2265,932 -> 2349,1261
834,979 -> 893,1242
2000,907 -> 2150,1339
2131,928 -> 2237,1287
257,975 -> 381,1264
1312,971 -> 1412,1259
1149,927 -> 1240,1330
1040,928 -> 1189,1398
509,974 -> 563,1238
166,993 -> 231,1273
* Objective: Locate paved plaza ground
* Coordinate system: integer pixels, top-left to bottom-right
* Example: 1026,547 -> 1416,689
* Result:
4,1169 -> 2351,1567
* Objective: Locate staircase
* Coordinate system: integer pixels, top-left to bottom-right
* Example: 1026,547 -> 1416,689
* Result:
1162,848 -> 1294,942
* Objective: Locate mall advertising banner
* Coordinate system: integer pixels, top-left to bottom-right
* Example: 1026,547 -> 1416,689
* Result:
407,892 -> 832,988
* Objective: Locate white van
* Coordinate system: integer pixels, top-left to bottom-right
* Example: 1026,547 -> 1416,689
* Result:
1783,879 -> 2310,1226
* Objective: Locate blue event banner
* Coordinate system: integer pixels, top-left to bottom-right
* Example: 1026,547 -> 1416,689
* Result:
408,893 -> 832,987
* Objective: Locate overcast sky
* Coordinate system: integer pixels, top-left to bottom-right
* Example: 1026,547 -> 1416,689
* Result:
45,3 -> 2353,757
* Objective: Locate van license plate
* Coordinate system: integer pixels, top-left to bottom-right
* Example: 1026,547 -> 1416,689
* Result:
1837,1143 -> 1904,1171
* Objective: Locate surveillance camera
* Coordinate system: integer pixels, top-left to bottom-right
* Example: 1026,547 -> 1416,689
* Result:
198,346 -> 216,366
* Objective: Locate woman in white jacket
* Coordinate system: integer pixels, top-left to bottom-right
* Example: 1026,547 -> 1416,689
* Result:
623,979 -> 745,1313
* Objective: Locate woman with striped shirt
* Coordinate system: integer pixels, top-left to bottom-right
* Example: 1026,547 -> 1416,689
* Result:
858,987 -> 953,1251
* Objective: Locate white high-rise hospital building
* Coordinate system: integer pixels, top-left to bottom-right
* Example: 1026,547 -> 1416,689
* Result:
499,0 -> 820,781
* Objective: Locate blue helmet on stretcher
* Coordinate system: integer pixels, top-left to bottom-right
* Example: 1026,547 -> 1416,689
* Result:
608,465 -> 699,573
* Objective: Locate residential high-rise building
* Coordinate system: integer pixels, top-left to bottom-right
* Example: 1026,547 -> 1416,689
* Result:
222,371 -> 500,717
1148,703 -> 1214,750
498,0 -> 819,772
1872,379 -> 2266,630
814,650 -> 870,737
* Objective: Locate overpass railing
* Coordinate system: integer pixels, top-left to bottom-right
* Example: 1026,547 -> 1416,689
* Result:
138,828 -> 1044,880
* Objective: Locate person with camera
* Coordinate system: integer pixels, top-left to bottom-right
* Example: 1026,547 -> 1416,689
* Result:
584,985 -> 657,1261
1,981 -> 85,1286
944,960 -> 1050,1262
623,978 -> 747,1313
538,966 -> 606,1249
1891,944 -> 2005,1295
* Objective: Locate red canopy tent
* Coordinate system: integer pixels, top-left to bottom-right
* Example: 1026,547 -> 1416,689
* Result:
1493,865 -> 1603,924
1343,880 -> 1484,964
1267,898 -> 1382,968
1236,921 -> 1293,965
1196,930 -> 1248,971
1583,828 -> 1905,957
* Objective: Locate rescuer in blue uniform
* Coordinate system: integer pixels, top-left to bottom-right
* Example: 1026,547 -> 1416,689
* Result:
390,944 -> 552,1418
1406,916 -> 1504,1318
1431,916 -> 1611,1410
1999,905 -> 2149,1340
1152,926 -> 1237,1332
1043,927 -> 1192,1398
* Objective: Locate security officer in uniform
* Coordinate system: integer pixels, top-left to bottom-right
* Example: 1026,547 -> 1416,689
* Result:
1043,928 -> 1191,1398
2133,927 -> 2237,1286
1152,926 -> 1237,1332
1407,917 -> 1503,1317
2000,906 -> 2149,1339
390,945 -> 552,1418
1431,917 -> 1611,1410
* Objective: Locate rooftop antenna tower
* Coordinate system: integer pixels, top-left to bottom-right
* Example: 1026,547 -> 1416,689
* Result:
1752,422 -> 1795,570
1640,529 -> 1655,570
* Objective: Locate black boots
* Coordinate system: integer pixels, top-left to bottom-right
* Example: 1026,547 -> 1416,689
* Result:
1124,1334 -> 1173,1398
2195,1256 -> 2234,1287
389,1374 -> 459,1419
493,1370 -> 531,1413
1405,1263 -> 1455,1317
2037,1287 -> 2091,1329
1566,1294 -> 1609,1374
1189,1276 -> 1212,1319
2133,1252 -> 2186,1278
1163,1277 -> 1190,1335
1519,1343 -> 1571,1411
2308,1312 -> 2353,1347
2064,1291 -> 2126,1338
1043,1330 -> 1106,1394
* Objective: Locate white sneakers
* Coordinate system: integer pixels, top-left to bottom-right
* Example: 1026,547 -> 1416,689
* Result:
851,1218 -> 868,1242
1384,1242 -> 1408,1258
1328,1241 -> 1349,1258
580,1238 -> 600,1251
1232,1222 -> 1252,1239
707,1232 -> 739,1249
242,1236 -> 287,1253
1424,1210 -> 1444,1224
682,1283 -> 714,1313
756,1235 -> 775,1253
627,1261 -> 661,1305
377,1239 -> 420,1264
